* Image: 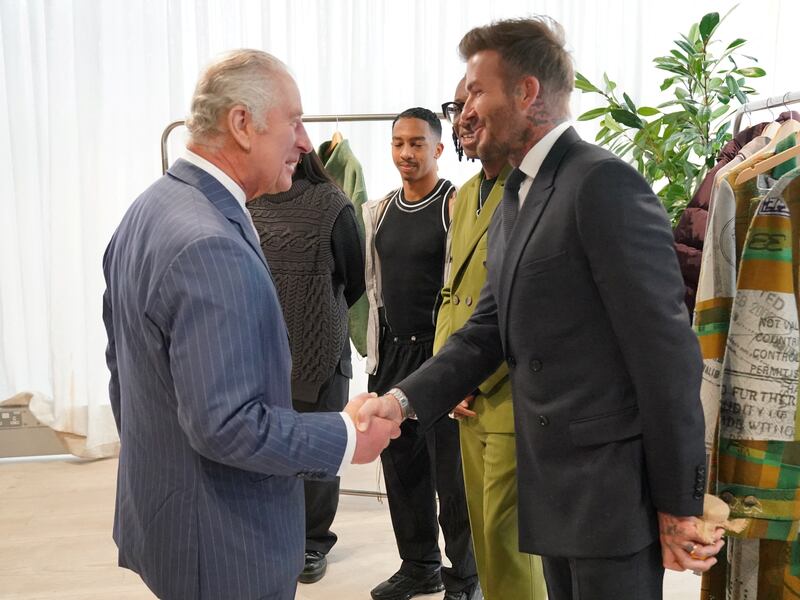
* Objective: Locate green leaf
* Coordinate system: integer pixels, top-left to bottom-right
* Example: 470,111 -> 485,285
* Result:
637,107 -> 661,116
711,105 -> 730,119
610,108 -> 644,129
735,67 -> 766,78
577,107 -> 608,121
726,38 -> 746,50
726,74 -> 747,103
602,113 -> 623,133
603,73 -> 617,92
716,121 -> 731,139
574,72 -> 601,93
675,39 -> 696,56
688,23 -> 700,45
699,12 -> 720,43
670,49 -> 689,64
623,92 -> 637,112
660,77 -> 675,91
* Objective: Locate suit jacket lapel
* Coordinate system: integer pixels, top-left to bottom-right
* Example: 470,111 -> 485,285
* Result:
168,159 -> 268,271
449,166 -> 511,286
497,127 -> 580,331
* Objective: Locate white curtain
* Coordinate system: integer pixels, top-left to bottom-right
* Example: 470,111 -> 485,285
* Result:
1,0 -> 797,458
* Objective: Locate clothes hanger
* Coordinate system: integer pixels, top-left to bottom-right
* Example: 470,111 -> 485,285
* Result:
734,130 -> 800,185
727,112 -> 800,182
760,106 -> 780,139
329,116 -> 343,152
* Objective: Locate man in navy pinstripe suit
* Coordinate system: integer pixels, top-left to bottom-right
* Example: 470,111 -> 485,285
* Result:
102,49 -> 399,600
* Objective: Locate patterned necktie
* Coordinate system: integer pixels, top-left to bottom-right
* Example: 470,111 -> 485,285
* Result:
502,167 -> 527,244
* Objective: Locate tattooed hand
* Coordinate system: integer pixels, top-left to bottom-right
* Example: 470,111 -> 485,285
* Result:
657,512 -> 725,573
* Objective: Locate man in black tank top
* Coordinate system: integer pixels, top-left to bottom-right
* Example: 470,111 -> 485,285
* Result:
364,108 -> 479,600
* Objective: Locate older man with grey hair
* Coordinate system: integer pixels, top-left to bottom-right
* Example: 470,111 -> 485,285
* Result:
102,49 -> 399,600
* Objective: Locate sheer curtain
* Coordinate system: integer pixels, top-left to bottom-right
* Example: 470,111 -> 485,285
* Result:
1,0 -> 796,458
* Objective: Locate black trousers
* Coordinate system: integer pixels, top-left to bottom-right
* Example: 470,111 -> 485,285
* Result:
541,541 -> 664,600
369,330 -> 477,593
292,361 -> 350,555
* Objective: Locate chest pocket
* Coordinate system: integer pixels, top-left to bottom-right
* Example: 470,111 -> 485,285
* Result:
518,249 -> 570,276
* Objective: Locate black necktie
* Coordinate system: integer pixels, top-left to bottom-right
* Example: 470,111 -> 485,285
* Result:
502,167 -> 527,244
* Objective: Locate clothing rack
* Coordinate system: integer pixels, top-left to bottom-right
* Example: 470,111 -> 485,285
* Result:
732,91 -> 800,135
160,112 -> 445,174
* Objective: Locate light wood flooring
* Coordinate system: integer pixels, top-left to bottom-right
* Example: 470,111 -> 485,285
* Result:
0,456 -> 701,599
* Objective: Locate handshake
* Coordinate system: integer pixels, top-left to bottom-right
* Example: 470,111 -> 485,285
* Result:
343,392 -> 406,464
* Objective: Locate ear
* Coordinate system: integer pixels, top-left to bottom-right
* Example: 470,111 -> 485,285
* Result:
434,141 -> 444,159
517,75 -> 541,112
227,105 -> 253,152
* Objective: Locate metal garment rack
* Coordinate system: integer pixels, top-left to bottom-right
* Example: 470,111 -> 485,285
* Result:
732,91 -> 800,135
160,112 -> 445,174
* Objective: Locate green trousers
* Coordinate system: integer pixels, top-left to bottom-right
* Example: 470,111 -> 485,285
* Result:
459,425 -> 547,600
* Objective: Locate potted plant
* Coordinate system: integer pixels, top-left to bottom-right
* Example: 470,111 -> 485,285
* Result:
575,9 -> 765,224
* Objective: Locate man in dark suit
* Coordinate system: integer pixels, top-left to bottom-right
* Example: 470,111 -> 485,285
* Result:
358,17 -> 723,600
102,49 -> 398,600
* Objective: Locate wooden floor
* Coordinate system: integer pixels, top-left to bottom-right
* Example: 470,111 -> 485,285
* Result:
0,457 -> 701,599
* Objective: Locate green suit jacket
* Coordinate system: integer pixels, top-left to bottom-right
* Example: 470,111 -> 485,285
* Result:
434,165 -> 514,433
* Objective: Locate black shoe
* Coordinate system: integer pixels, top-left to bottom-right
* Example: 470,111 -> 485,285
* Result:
370,570 -> 444,600
297,550 -> 327,584
443,583 -> 483,600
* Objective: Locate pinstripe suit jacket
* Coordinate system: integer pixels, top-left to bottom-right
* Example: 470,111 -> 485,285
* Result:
102,159 -> 348,600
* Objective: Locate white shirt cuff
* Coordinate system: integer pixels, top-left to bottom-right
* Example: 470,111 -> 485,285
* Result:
336,412 -> 357,476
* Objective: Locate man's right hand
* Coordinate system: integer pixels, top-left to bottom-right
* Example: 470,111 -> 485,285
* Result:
450,394 -> 477,420
356,393 -> 404,432
344,393 -> 401,464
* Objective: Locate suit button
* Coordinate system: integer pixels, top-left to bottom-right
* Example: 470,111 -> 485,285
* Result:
482,260 -> 487,267
507,356 -> 516,368
743,495 -> 759,507
538,415 -> 549,426
720,491 -> 735,504
453,294 -> 460,305
465,296 -> 473,306
529,359 -> 542,372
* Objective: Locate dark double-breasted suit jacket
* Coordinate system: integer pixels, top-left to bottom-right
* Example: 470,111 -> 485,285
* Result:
400,127 -> 706,558
102,159 -> 349,599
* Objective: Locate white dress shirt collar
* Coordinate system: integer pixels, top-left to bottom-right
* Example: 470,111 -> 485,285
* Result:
182,148 -> 259,238
182,148 -> 248,212
517,121 -> 572,207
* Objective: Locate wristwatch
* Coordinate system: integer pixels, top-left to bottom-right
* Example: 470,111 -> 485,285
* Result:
388,387 -> 416,420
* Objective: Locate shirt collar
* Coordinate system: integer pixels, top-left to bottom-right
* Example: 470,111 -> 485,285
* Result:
183,148 -> 248,211
518,121 -> 572,182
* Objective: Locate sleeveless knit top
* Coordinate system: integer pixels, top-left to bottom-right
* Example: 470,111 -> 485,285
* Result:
249,179 -> 351,403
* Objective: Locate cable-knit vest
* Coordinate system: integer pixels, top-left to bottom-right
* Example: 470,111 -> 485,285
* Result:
248,179 -> 350,403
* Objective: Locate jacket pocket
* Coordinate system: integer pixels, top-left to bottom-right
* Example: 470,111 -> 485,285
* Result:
519,249 -> 569,275
569,405 -> 642,447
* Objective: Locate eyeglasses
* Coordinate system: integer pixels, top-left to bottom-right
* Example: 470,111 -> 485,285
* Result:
441,101 -> 464,124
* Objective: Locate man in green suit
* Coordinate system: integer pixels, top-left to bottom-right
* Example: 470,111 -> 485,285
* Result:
436,78 -> 546,600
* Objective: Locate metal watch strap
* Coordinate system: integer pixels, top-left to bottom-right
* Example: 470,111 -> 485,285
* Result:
388,387 -> 415,419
